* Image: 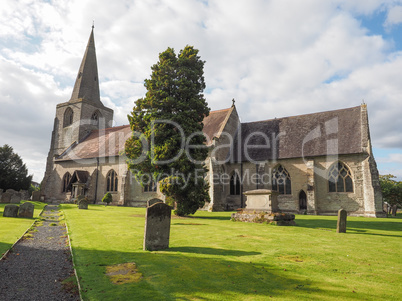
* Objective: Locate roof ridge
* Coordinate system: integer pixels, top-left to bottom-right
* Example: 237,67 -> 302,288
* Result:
242,105 -> 361,125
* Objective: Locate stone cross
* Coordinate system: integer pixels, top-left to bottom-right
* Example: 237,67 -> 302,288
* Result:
336,208 -> 347,233
143,202 -> 172,251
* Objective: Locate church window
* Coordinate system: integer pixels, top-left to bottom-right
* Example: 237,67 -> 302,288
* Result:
272,165 -> 292,195
230,172 -> 241,195
144,179 -> 157,192
63,108 -> 74,127
106,170 -> 118,192
328,162 -> 353,193
91,110 -> 100,126
62,172 -> 71,192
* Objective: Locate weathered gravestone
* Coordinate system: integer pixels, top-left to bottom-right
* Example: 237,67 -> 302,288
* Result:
143,202 -> 172,251
147,198 -> 163,207
3,204 -> 19,217
391,205 -> 398,216
10,193 -> 22,204
1,192 -> 11,203
78,199 -> 89,209
18,202 -> 34,218
32,191 -> 41,202
337,209 -> 347,233
20,190 -> 29,200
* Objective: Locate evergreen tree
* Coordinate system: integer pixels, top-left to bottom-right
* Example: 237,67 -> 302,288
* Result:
0,144 -> 32,191
125,46 -> 210,216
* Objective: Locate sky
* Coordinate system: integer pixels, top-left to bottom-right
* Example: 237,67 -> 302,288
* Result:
0,0 -> 402,183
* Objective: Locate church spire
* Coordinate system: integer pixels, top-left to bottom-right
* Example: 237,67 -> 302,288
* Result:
69,27 -> 101,105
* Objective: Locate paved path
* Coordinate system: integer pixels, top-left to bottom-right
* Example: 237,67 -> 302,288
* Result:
0,205 -> 80,300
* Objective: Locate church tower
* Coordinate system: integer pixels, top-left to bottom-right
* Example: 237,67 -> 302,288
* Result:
42,27 -> 113,197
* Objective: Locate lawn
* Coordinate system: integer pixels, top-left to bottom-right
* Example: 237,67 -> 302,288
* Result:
61,204 -> 402,301
0,201 -> 47,257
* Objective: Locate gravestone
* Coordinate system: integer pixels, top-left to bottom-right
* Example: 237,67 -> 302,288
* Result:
32,191 -> 41,202
10,193 -> 22,204
1,192 -> 11,203
18,202 -> 35,218
391,205 -> 397,216
20,190 -> 29,200
78,199 -> 88,209
337,209 -> 347,233
147,198 -> 163,207
3,204 -> 19,217
143,202 -> 172,251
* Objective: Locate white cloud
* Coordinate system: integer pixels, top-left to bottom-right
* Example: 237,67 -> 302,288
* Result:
385,5 -> 402,26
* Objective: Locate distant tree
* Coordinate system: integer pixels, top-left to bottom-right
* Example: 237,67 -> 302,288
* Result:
379,174 -> 402,211
0,144 -> 32,191
125,46 -> 210,216
102,192 -> 113,206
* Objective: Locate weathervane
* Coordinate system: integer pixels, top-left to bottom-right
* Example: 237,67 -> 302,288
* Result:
232,98 -> 235,107
92,20 -> 94,29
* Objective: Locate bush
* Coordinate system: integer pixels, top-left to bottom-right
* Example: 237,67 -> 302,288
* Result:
102,192 -> 113,206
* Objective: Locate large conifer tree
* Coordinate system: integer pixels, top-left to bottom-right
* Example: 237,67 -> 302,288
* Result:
125,46 -> 210,215
0,144 -> 32,191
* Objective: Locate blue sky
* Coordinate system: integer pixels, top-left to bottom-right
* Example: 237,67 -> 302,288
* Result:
0,0 -> 401,182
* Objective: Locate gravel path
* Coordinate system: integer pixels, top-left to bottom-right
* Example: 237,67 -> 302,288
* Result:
0,205 -> 80,301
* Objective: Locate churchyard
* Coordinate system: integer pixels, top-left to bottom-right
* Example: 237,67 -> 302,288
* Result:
1,202 -> 401,300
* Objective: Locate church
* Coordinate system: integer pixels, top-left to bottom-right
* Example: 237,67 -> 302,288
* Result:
41,28 -> 385,217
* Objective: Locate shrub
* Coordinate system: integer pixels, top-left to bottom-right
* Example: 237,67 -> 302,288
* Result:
102,192 -> 113,206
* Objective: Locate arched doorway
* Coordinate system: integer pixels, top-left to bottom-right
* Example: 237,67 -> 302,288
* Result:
299,190 -> 307,211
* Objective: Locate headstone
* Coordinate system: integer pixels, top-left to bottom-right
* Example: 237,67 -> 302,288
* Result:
32,191 -> 41,202
10,193 -> 22,204
337,209 -> 347,233
147,198 -> 163,207
18,202 -> 35,218
391,205 -> 397,216
3,204 -> 19,217
143,202 -> 172,251
78,199 -> 88,209
1,192 -> 11,203
20,190 -> 29,200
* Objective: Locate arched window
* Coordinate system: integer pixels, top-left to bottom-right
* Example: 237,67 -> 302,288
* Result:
328,162 -> 353,193
106,170 -> 118,192
63,108 -> 74,127
272,165 -> 292,195
91,110 -> 101,126
144,179 -> 157,192
62,172 -> 71,192
230,172 -> 240,195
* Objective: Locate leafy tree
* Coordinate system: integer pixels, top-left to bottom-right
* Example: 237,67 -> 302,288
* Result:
125,46 -> 210,216
379,175 -> 402,210
0,144 -> 32,191
102,192 -> 113,206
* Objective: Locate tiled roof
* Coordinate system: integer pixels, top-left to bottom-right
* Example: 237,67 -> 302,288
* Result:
56,125 -> 132,161
202,107 -> 232,146
232,106 -> 363,162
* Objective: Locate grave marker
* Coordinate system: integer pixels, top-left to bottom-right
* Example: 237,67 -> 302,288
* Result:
337,209 -> 347,233
143,202 -> 172,251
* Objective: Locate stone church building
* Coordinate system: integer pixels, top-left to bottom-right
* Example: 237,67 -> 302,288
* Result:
41,29 -> 385,217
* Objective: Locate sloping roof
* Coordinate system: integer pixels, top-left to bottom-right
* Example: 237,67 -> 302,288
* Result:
202,107 -> 232,145
232,106 -> 363,162
68,170 -> 90,185
69,28 -> 102,105
56,125 -> 132,161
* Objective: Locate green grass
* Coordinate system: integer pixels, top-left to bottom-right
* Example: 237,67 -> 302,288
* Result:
0,201 -> 47,257
61,204 -> 402,300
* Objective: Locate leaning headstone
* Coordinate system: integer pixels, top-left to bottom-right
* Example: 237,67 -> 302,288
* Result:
147,198 -> 163,207
18,202 -> 35,218
143,202 -> 172,251
337,208 -> 347,233
391,205 -> 397,216
32,191 -> 41,202
1,192 -> 11,203
10,193 -> 22,204
3,204 -> 19,217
